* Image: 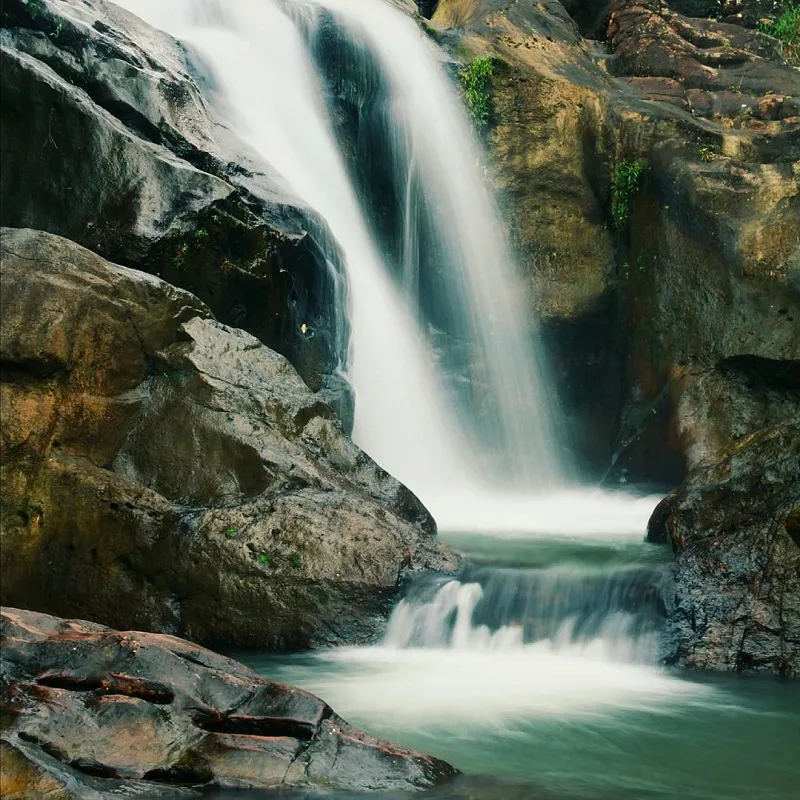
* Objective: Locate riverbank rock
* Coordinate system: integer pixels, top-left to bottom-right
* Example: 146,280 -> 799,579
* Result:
431,0 -> 800,479
647,423 -> 800,675
0,228 -> 458,649
0,0 -> 348,415
0,607 -> 458,796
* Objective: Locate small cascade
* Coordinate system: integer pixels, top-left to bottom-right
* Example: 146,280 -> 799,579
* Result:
384,566 -> 668,664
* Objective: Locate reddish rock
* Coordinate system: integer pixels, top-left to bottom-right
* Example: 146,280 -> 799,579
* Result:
0,607 -> 457,796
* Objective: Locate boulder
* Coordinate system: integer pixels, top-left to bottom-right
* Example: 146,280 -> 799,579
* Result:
0,0 -> 347,406
647,423 -> 800,675
0,228 -> 458,649
0,607 -> 457,796
431,0 -> 800,479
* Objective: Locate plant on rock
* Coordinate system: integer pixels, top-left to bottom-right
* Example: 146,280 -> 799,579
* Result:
460,56 -> 494,131
611,160 -> 645,231
760,2 -> 800,65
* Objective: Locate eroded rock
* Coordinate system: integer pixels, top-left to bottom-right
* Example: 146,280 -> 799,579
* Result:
647,423 -> 800,675
0,228 -> 458,649
0,607 -> 458,796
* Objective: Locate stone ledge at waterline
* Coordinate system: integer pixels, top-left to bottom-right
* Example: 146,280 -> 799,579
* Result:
648,422 -> 800,676
0,607 -> 458,796
0,228 -> 459,648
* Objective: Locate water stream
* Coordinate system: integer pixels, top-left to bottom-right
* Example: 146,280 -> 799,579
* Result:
110,1 -> 800,797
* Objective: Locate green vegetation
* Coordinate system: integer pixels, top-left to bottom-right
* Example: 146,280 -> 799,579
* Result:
194,228 -> 209,240
258,552 -> 270,565
172,241 -> 189,268
610,160 -> 645,231
289,552 -> 302,570
760,3 -> 800,65
460,56 -> 494,132
698,144 -> 718,163
27,0 -> 47,18
222,526 -> 238,537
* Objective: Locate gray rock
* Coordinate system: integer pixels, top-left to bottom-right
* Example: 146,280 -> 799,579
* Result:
0,228 -> 458,649
647,423 -> 800,675
0,0 -> 346,400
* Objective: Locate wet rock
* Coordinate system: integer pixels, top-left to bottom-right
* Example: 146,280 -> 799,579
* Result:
0,228 -> 458,649
431,0 -> 800,479
0,607 -> 458,796
647,423 -> 800,675
0,0 -> 346,402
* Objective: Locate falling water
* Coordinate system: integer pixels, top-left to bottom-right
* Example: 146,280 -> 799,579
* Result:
113,0 -> 661,534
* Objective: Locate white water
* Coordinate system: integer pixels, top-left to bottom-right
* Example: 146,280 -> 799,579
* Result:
112,0 -> 662,536
276,573 -> 713,728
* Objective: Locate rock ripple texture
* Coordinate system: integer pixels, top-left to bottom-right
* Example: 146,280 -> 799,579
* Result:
0,607 -> 457,796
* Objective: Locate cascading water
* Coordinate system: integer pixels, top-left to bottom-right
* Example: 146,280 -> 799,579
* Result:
114,0 -> 660,535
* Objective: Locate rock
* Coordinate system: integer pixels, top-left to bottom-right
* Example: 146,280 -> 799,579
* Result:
0,0 -> 346,403
431,0 -> 800,479
647,423 -> 800,675
0,228 -> 458,649
0,607 -> 458,796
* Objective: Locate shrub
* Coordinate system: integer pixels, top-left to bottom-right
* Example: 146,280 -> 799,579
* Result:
611,160 -> 645,231
460,56 -> 494,131
760,3 -> 800,65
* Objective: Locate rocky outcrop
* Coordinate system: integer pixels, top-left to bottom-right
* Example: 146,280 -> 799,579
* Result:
0,228 -> 457,649
0,0 -> 349,415
431,0 -> 799,479
0,607 -> 457,796
647,423 -> 800,675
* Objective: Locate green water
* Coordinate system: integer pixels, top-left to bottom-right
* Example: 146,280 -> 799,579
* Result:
233,534 -> 800,800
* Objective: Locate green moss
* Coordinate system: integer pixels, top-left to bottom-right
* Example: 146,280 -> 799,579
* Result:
611,160 -> 645,231
760,3 -> 800,65
460,56 -> 494,131
26,0 -> 47,18
289,552 -> 302,570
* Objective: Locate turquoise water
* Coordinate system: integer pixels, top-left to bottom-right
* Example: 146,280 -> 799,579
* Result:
235,532 -> 800,800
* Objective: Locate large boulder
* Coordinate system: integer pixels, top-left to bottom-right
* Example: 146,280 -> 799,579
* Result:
647,423 -> 800,675
0,228 -> 458,649
431,0 -> 800,478
0,0 -> 347,412
0,607 -> 457,796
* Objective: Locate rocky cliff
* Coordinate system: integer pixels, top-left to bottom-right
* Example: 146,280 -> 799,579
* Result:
432,0 -> 799,480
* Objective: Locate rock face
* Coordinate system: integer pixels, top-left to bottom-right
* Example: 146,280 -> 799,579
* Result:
0,228 -> 457,649
0,0 -> 349,414
647,424 -> 800,675
0,607 -> 457,796
432,0 -> 800,478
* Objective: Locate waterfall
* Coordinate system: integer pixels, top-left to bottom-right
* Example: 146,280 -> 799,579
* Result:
113,0 -> 661,534
383,567 -> 667,664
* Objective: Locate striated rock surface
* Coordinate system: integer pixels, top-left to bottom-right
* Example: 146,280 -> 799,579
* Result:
431,0 -> 800,478
647,423 -> 800,675
0,607 -> 458,796
0,0 -> 348,412
0,228 -> 458,649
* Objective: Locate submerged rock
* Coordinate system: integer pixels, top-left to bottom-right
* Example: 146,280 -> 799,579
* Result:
0,228 -> 458,649
0,607 -> 458,796
647,423 -> 800,676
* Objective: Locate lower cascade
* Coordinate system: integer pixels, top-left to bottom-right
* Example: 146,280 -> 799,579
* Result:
383,566 -> 666,664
